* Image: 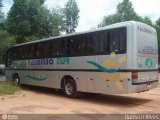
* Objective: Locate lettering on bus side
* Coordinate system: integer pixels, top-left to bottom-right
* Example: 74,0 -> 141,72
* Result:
57,57 -> 70,64
137,26 -> 156,35
28,57 -> 70,66
28,58 -> 54,66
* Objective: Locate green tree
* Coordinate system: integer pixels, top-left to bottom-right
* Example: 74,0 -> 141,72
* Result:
0,1 -> 15,63
50,7 -> 65,36
99,0 -> 154,28
143,17 -> 153,26
136,16 -> 154,27
0,30 -> 15,52
6,0 -> 33,43
99,0 -> 138,27
155,18 -> 160,51
156,18 -> 160,28
64,0 -> 79,34
0,0 -> 2,7
0,0 -> 4,25
116,0 -> 137,21
0,30 -> 15,63
6,0 -> 63,43
98,14 -> 120,27
39,0 -> 45,5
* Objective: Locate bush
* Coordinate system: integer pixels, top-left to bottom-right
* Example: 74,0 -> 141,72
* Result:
0,81 -> 21,95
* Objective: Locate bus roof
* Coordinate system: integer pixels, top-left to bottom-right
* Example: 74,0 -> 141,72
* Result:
11,21 -> 148,47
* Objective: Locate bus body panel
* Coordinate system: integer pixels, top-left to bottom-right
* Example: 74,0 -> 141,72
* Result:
136,22 -> 158,70
130,22 -> 158,86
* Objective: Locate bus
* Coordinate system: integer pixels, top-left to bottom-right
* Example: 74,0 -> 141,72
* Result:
5,21 -> 159,98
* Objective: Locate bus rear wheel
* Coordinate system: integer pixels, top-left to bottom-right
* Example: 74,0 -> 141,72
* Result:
13,74 -> 20,86
64,79 -> 77,98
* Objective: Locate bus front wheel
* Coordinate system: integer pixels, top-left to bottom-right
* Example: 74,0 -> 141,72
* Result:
64,79 -> 77,98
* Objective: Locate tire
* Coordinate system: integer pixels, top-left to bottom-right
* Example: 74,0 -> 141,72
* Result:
64,79 -> 77,98
13,74 -> 20,86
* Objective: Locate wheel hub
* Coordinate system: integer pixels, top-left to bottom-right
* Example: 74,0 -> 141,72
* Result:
65,83 -> 73,95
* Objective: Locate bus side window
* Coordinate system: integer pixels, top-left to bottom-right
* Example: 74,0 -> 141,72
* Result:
26,45 -> 31,59
89,32 -> 99,54
37,43 -> 41,58
12,48 -> 18,60
28,45 -> 37,59
67,36 -> 82,56
37,42 -> 49,58
52,40 -> 58,57
6,51 -> 12,67
67,37 -> 74,56
57,39 -> 67,56
73,36 -> 81,55
119,28 -> 126,53
109,29 -> 119,52
24,45 -> 29,59
19,47 -> 25,59
100,30 -> 109,54
43,42 -> 49,57
81,34 -> 88,55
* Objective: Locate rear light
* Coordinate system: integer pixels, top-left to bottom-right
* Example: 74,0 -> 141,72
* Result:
132,72 -> 138,80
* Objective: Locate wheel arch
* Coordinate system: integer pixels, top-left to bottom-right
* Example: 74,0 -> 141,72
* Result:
61,75 -> 78,98
60,75 -> 76,89
12,73 -> 20,83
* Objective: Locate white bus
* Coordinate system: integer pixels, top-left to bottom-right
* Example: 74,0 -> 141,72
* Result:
5,21 -> 158,98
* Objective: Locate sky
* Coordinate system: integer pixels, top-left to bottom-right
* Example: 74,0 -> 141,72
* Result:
2,0 -> 160,32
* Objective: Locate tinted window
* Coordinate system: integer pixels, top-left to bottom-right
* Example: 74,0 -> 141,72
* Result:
23,46 -> 27,59
28,44 -> 37,58
18,46 -> 28,59
89,32 -> 99,54
68,36 -> 82,56
109,29 -> 119,52
37,42 -> 49,58
52,38 -> 67,57
119,28 -> 126,53
80,34 -> 88,55
73,36 -> 82,55
59,39 -> 67,56
66,34 -> 89,56
67,37 -> 75,56
109,27 -> 126,54
6,50 -> 13,67
52,40 -> 58,56
100,30 -> 109,53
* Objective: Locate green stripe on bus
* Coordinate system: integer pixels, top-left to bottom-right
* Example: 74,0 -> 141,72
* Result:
87,61 -> 119,73
24,75 -> 47,81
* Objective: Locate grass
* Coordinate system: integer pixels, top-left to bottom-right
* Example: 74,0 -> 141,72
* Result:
0,81 -> 21,95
